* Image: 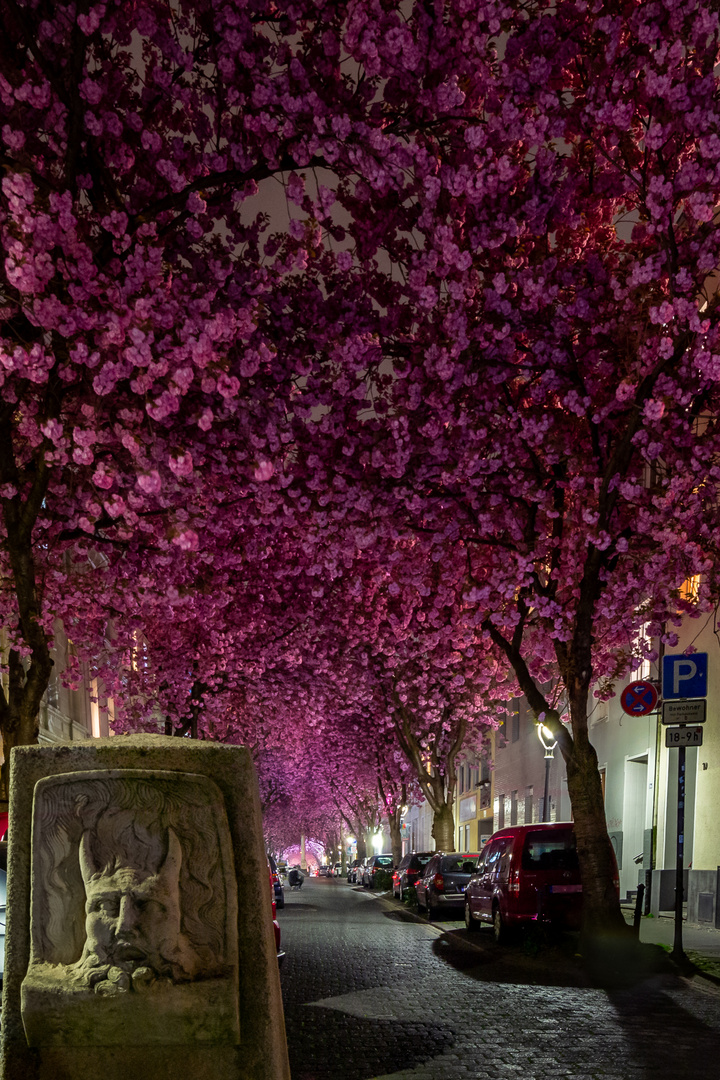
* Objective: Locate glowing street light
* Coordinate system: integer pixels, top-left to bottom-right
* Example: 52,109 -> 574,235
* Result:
537,721 -> 557,822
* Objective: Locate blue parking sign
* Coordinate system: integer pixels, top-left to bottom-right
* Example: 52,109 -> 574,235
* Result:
662,653 -> 708,700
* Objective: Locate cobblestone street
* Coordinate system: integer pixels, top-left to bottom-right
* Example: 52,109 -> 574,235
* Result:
279,877 -> 720,1080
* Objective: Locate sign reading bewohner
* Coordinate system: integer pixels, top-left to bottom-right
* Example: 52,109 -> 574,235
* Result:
662,699 -> 707,725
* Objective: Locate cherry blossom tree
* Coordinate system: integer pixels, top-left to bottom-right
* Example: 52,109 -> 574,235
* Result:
264,0 -> 720,940
0,0 -> 528,785
6,0 -> 720,952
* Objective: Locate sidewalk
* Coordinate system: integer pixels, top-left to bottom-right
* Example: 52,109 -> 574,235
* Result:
621,904 -> 720,988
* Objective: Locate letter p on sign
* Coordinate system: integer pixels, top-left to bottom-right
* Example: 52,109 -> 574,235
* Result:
662,653 -> 708,700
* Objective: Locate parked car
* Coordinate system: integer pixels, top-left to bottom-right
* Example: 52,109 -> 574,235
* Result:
333,862 -> 342,877
362,854 -> 394,888
268,862 -> 285,967
464,822 -> 620,943
318,865 -> 332,877
392,851 -> 433,899
347,859 -> 363,883
415,852 -> 481,919
268,853 -> 285,909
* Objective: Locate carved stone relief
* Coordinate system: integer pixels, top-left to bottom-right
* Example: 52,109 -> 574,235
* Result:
20,769 -> 239,1047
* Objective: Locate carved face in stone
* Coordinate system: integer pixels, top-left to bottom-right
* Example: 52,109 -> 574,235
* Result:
81,829 -> 183,972
76,827 -> 200,991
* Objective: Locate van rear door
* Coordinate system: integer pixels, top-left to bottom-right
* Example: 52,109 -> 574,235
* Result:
519,827 -> 582,924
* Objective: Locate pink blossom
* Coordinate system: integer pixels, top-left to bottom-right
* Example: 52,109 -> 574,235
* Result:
254,460 -> 275,482
137,470 -> 162,495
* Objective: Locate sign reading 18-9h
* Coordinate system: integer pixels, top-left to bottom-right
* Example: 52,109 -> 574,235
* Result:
661,653 -> 708,700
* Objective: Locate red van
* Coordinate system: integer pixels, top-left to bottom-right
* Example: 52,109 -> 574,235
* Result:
464,822 -> 619,942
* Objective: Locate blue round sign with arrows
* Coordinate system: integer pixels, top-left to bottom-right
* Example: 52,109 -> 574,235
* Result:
620,680 -> 659,716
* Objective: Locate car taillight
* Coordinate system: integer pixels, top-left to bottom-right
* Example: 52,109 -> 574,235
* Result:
434,873 -> 444,892
272,899 -> 277,918
509,869 -> 520,895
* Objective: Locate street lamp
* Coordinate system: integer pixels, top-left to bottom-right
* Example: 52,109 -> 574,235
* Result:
537,722 -> 557,822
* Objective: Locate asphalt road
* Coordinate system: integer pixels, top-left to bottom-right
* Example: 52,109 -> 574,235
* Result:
278,876 -> 720,1080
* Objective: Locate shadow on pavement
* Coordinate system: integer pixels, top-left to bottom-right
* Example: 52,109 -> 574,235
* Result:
606,983 -> 720,1080
284,1005 -> 454,1080
431,928 -> 677,990
431,929 -> 591,987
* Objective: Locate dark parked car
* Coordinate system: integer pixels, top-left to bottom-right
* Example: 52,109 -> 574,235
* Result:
268,853 -> 285,909
362,854 -> 394,888
415,852 -> 481,919
464,822 -> 620,942
268,862 -> 284,967
392,851 -> 433,899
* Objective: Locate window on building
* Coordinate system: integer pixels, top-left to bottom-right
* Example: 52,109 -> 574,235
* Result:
464,824 -> 470,850
498,795 -> 505,830
524,786 -> 534,825
479,759 -> 491,809
510,790 -> 518,826
478,819 -> 493,847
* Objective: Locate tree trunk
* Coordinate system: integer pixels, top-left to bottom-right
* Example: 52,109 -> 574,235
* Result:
354,821 -> 368,863
431,801 -> 455,852
566,686 -> 628,944
387,807 -> 403,866
0,646 -> 52,800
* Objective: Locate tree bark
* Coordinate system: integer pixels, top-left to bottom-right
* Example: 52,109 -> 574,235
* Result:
431,801 -> 455,852
387,807 -> 403,865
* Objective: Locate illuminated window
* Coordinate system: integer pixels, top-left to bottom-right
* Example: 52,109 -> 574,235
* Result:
679,575 -> 700,603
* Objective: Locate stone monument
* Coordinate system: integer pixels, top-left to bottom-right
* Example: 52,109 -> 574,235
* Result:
0,735 -> 290,1080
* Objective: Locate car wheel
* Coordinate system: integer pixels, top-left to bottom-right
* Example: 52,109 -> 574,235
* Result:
464,900 -> 480,932
492,904 -> 507,944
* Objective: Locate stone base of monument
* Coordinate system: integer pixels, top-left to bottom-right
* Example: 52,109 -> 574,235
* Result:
0,735 -> 290,1080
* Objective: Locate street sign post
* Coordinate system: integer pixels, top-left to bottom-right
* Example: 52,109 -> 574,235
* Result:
660,651 -> 709,968
665,726 -> 703,748
662,699 -> 707,725
620,680 -> 659,716
662,653 -> 708,700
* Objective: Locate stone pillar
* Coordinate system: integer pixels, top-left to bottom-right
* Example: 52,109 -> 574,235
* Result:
300,833 -> 307,873
1,734 -> 290,1080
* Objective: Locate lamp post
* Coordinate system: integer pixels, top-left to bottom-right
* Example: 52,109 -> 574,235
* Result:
537,723 -> 557,822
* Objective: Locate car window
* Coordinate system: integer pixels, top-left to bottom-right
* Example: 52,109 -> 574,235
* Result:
440,855 -> 481,874
522,829 -> 578,872
483,840 -> 504,871
423,857 -> 440,877
410,854 -> 432,871
376,856 -> 393,867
